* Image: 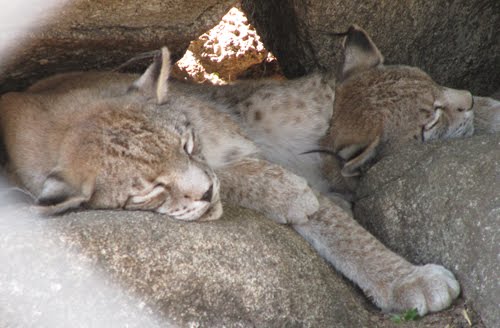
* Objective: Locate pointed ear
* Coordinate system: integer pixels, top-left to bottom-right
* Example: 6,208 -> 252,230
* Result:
341,25 -> 384,79
35,172 -> 93,216
37,174 -> 75,206
130,47 -> 171,104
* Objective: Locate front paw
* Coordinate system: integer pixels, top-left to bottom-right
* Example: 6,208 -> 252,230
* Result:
268,173 -> 319,225
284,183 -> 319,224
390,264 -> 460,316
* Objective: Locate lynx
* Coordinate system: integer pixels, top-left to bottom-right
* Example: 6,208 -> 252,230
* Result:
169,26 -> 481,196
0,29 -> 467,316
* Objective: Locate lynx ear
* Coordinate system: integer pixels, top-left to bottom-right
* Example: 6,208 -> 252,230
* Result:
340,136 -> 381,177
130,47 -> 171,104
38,174 -> 75,206
341,25 -> 384,80
36,173 -> 93,216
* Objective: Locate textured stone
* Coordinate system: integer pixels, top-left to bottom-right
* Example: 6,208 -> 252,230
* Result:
0,0 -> 237,93
172,6 -> 270,84
354,134 -> 500,328
241,0 -> 500,95
0,190 -> 486,327
0,199 -> 374,327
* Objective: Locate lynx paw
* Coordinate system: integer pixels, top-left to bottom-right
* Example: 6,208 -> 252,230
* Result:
284,184 -> 319,224
267,172 -> 319,225
390,264 -> 460,316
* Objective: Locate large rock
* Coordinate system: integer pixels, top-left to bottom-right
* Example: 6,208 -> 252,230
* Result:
172,6 -> 270,84
0,195 -> 484,327
0,0 -> 237,93
354,134 -> 500,328
0,201 -> 375,327
240,0 -> 500,95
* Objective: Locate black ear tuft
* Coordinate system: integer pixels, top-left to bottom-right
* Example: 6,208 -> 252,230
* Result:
341,25 -> 384,80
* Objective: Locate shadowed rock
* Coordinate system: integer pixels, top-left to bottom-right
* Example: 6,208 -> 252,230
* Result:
0,0 -> 237,93
0,196 -> 486,327
241,0 -> 500,95
355,134 -> 500,328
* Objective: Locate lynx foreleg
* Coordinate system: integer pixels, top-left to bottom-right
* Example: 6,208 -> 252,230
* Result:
216,158 -> 319,224
294,194 -> 460,315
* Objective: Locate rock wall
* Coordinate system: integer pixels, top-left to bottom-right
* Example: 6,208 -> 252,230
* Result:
354,134 -> 500,328
0,202 -> 375,327
3,1 -> 498,94
241,0 -> 500,95
0,0 -> 237,93
0,199 -> 483,327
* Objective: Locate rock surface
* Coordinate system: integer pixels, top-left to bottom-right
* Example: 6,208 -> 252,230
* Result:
354,134 -> 500,328
172,6 -> 271,84
0,201 -> 374,328
0,195 -> 484,327
241,0 -> 500,95
0,0 -> 237,93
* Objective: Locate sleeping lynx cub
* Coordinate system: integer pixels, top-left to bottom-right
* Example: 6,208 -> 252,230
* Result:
170,26 -> 479,195
0,27 -> 470,316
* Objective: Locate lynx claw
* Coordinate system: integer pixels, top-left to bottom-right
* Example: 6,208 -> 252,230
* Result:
391,264 -> 460,316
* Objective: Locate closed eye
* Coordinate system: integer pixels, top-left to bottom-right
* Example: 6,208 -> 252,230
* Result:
424,107 -> 443,131
419,108 -> 433,118
183,141 -> 192,155
421,107 -> 444,141
182,130 -> 195,155
424,117 -> 440,131
125,183 -> 170,209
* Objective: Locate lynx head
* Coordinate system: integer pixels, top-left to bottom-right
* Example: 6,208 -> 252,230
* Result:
321,25 -> 474,179
1,47 -> 222,222
114,115 -> 222,222
117,47 -> 223,221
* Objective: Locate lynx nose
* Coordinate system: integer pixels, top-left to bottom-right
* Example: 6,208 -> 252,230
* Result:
200,185 -> 213,202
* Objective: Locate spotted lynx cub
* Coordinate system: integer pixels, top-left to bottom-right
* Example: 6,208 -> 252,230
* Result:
0,28 -> 467,316
170,26 -> 480,196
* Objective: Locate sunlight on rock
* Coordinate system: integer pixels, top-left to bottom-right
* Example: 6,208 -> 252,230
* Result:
172,6 -> 279,84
